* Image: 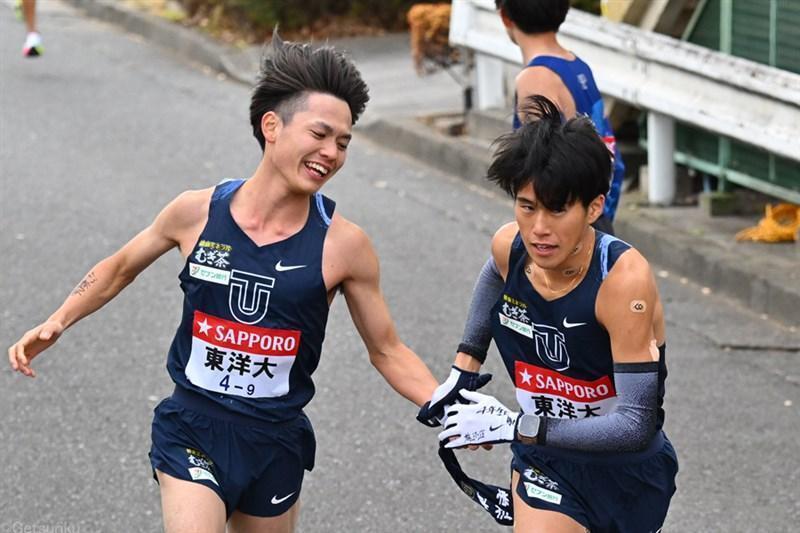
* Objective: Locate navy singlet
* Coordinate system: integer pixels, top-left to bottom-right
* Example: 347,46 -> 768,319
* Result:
491,231 -> 668,455
165,179 -> 334,423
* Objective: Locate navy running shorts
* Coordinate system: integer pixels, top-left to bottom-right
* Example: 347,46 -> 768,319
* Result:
149,388 -> 316,518
510,431 -> 678,533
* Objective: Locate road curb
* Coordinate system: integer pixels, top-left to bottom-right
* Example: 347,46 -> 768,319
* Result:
360,116 -> 492,188
365,117 -> 800,329
60,0 -> 255,85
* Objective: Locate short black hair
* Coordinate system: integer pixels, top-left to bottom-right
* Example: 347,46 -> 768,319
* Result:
250,31 -> 370,151
487,95 -> 611,210
495,0 -> 570,34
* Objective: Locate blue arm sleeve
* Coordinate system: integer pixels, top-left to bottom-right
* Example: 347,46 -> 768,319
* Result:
541,362 -> 659,452
457,257 -> 504,364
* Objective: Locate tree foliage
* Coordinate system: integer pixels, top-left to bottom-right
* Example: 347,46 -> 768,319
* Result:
174,0 -> 599,42
177,0 -> 436,39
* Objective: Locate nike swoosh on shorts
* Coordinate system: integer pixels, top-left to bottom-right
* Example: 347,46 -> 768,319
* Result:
271,492 -> 296,505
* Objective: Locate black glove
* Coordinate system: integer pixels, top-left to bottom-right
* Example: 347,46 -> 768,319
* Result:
416,366 -> 492,427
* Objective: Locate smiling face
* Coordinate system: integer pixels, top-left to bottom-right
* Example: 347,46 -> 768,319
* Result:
514,182 -> 603,270
262,92 -> 353,195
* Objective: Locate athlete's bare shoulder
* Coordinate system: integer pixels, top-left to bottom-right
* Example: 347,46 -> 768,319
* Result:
603,246 -> 652,289
516,65 -> 562,89
491,222 -> 518,280
596,246 -> 659,335
322,212 -> 377,289
516,66 -> 574,117
163,188 -> 213,226
153,187 -> 214,256
326,212 -> 370,251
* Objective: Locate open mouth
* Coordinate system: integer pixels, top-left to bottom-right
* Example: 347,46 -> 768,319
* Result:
304,161 -> 330,178
533,243 -> 558,253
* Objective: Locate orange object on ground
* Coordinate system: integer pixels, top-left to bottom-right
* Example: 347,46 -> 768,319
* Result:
735,203 -> 800,243
408,3 -> 457,74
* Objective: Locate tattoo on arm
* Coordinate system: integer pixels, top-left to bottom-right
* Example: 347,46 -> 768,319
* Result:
71,271 -> 98,297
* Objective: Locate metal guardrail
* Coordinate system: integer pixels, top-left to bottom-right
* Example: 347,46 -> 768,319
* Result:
449,0 -> 800,204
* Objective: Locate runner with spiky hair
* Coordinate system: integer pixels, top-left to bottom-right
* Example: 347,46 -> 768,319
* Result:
9,33 -> 439,533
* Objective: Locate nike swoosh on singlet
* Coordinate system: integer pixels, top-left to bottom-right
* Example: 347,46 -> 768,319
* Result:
275,260 -> 307,272
489,425 -> 503,432
562,317 -> 587,328
271,492 -> 296,505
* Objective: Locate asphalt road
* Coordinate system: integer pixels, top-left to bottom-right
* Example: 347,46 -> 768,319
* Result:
1,2 -> 798,532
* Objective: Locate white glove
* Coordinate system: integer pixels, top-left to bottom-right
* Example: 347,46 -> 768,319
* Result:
438,390 -> 519,448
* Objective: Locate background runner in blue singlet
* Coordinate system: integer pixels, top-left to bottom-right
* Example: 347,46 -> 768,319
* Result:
8,33 -> 440,533
499,0 -> 624,233
421,96 -> 678,532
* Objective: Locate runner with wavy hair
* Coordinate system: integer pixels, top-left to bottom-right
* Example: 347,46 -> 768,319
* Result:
422,96 -> 678,532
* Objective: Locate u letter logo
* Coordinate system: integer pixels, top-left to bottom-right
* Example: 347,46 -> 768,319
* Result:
533,323 -> 570,371
228,269 -> 275,324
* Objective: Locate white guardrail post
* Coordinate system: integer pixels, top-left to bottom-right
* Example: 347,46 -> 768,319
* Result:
475,55 -> 506,110
647,112 -> 676,205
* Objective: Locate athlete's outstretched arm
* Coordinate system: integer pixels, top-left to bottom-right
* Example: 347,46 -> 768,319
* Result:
336,224 -> 437,407
8,191 -> 205,377
416,223 -> 517,427
456,222 -> 516,368
454,257 -> 504,369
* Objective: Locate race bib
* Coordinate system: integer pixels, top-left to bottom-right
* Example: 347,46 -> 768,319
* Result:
185,311 -> 300,398
514,360 -> 617,419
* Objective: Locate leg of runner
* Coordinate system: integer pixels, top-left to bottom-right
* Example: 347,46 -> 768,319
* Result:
22,0 -> 36,30
510,471 -> 588,533
228,504 -> 300,533
21,0 -> 43,57
157,470 -> 227,533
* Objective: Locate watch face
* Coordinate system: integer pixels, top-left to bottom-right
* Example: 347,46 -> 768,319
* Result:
519,414 -> 540,438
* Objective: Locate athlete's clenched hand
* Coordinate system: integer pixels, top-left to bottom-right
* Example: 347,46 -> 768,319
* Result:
8,320 -> 65,378
416,366 -> 492,427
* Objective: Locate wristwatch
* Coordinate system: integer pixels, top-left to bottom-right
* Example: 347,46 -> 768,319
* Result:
515,414 -> 541,445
